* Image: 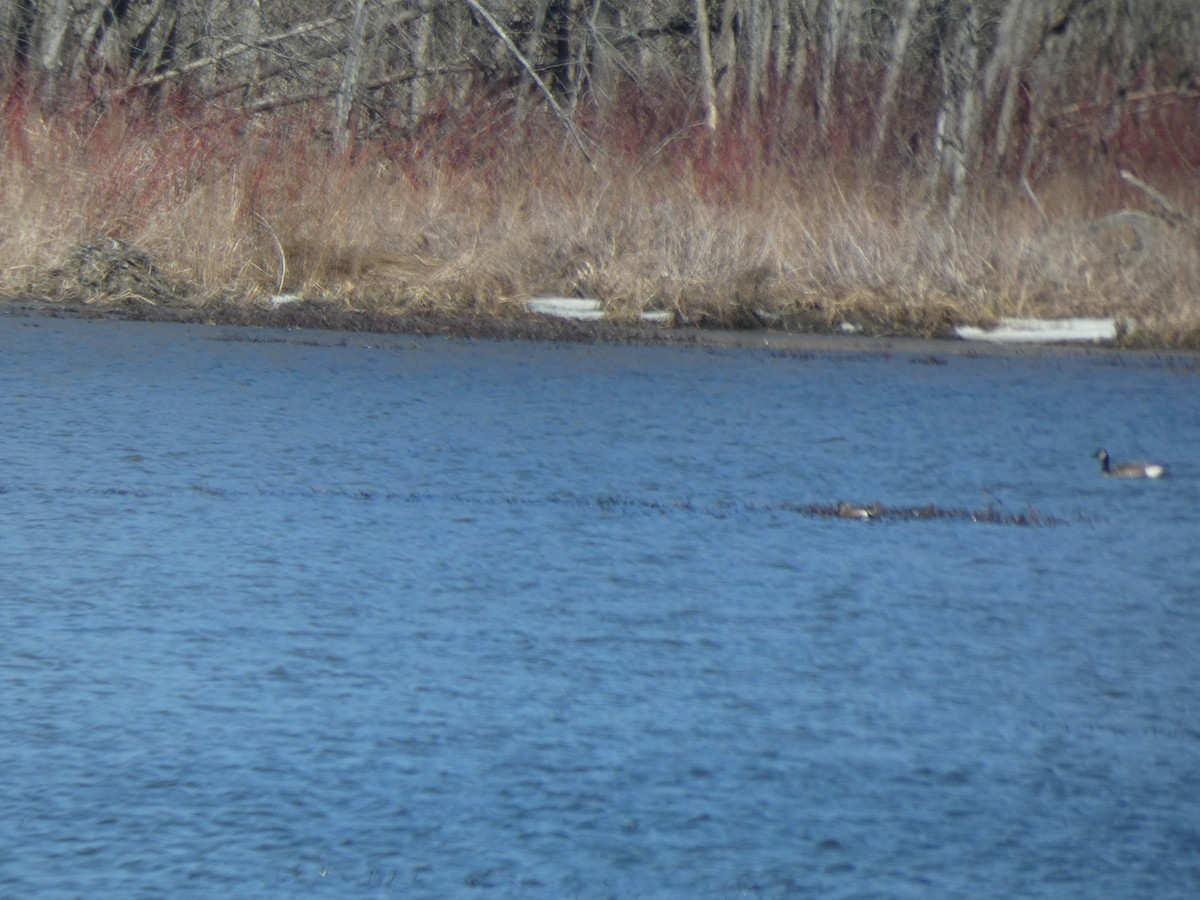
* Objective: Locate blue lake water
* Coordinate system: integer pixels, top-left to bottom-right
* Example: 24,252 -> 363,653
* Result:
1,313 -> 1199,898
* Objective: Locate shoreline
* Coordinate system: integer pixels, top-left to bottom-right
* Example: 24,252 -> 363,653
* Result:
5,295 -> 1199,361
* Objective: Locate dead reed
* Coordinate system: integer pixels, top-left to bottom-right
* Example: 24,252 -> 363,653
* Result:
2,83 -> 1198,347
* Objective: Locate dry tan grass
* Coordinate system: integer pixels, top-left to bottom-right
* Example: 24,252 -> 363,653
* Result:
2,100 -> 1198,346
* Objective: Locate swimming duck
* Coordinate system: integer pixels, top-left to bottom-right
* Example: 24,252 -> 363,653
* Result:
837,501 -> 882,520
1095,448 -> 1166,479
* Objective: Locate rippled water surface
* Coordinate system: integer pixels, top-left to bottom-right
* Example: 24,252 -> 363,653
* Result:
2,314 -> 1199,899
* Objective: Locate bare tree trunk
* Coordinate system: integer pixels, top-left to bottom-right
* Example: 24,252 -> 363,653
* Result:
712,0 -> 739,124
932,0 -> 982,220
36,0 -> 76,103
1097,0 -> 1137,154
125,10 -> 354,93
776,0 -> 813,131
815,0 -> 846,146
410,5 -> 433,121
48,0 -> 180,89
0,3 -> 32,69
583,0 -> 619,104
1016,2 -> 1075,184
740,0 -> 770,116
334,0 -> 370,155
195,0 -> 266,97
123,0 -> 177,85
870,0 -> 921,161
769,0 -> 794,91
547,0 -> 571,99
1,0 -> 1195,190
71,1 -> 113,81
984,0 -> 1036,172
695,0 -> 719,131
461,0 -> 596,167
567,0 -> 597,111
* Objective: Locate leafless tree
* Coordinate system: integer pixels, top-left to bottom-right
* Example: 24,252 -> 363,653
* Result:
1,0 -> 1195,208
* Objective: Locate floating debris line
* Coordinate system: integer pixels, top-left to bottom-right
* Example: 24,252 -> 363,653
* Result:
3,483 -> 1082,526
300,489 -> 1073,525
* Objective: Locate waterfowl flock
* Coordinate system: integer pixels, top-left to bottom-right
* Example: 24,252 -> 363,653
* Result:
1095,448 -> 1167,479
824,446 -> 1167,526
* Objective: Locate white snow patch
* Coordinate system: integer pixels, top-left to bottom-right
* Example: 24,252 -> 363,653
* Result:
528,297 -> 605,320
955,317 -> 1118,344
528,297 -> 670,323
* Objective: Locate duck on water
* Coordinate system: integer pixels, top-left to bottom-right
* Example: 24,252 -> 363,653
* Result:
1095,448 -> 1167,479
837,501 -> 883,520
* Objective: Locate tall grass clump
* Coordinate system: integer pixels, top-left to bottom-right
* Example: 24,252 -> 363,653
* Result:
1,74 -> 1198,347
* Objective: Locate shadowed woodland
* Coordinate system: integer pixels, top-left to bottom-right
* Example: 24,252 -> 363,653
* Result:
2,1 -> 1199,345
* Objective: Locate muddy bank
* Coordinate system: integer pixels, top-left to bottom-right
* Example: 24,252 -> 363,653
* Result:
2,294 -> 675,343
8,236 -> 1199,358
4,294 -> 1198,362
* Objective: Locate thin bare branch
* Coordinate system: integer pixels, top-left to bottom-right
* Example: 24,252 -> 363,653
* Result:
460,0 -> 597,170
1119,170 -> 1192,226
121,1 -> 423,95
